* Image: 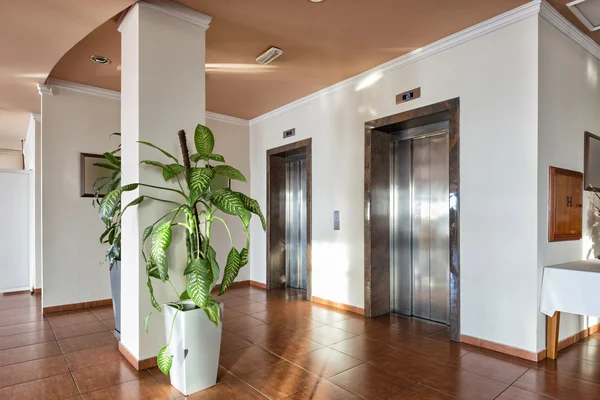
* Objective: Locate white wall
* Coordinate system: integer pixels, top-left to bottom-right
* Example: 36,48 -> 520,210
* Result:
41,88 -> 121,308
250,16 -> 540,352
205,117 -> 252,282
537,18 -> 600,350
39,85 -> 251,312
0,170 -> 31,292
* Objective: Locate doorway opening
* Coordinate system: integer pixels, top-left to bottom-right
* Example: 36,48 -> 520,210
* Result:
364,98 -> 460,341
266,139 -> 312,299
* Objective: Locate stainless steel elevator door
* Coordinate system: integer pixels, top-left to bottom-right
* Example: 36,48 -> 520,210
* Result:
391,131 -> 450,324
285,157 -> 307,290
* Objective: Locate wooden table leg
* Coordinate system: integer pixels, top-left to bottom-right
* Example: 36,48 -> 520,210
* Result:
547,311 -> 560,359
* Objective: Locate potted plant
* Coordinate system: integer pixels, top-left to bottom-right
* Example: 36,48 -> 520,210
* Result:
93,133 -> 123,333
102,124 -> 265,395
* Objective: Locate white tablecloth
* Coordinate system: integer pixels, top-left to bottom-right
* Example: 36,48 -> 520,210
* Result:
540,260 -> 600,317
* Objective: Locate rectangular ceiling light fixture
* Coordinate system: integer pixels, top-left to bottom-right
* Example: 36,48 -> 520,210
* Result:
568,0 -> 600,31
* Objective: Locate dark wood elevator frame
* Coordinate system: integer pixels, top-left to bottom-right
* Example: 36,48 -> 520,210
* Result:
364,98 -> 461,341
266,138 -> 313,299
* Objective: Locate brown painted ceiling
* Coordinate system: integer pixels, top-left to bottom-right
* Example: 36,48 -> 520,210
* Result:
49,0 -> 533,120
0,0 -> 134,146
3,0 -> 600,145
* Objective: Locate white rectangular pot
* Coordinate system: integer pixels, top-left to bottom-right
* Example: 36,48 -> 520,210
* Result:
163,300 -> 223,396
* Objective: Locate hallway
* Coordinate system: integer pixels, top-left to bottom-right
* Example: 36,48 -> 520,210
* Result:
1,288 -> 600,399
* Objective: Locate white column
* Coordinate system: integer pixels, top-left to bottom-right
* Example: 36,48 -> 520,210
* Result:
24,113 -> 42,292
119,0 -> 211,364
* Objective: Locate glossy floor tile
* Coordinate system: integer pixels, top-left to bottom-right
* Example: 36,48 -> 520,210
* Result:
1,289 -> 600,399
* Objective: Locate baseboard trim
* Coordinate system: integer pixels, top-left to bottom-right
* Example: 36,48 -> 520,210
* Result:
43,298 -> 112,313
312,296 -> 364,316
461,334 -> 540,362
557,322 -> 600,352
462,323 -> 600,362
119,342 -> 157,370
250,280 -> 267,289
0,289 -> 32,296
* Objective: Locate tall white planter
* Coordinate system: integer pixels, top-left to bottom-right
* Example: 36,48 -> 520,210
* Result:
163,300 -> 223,395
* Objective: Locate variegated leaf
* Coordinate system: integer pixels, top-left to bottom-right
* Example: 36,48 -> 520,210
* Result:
213,165 -> 247,183
157,345 -> 173,375
210,188 -> 244,216
194,124 -> 215,155
236,192 -> 266,230
188,167 -> 214,196
219,247 -> 241,295
204,297 -> 221,326
151,222 -> 172,282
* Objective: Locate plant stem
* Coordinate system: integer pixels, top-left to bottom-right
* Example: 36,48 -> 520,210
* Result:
212,216 -> 233,246
166,309 -> 179,350
167,279 -> 180,300
138,183 -> 187,199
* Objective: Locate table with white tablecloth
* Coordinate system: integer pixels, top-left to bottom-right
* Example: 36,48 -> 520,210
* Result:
540,259 -> 600,359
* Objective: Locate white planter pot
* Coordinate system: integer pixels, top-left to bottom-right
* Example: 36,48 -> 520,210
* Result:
163,300 -> 223,395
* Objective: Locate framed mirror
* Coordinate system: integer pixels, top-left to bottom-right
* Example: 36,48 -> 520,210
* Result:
584,131 -> 600,191
80,153 -> 117,198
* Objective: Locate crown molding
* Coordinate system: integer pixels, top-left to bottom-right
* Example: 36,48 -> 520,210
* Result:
37,84 -> 53,96
540,0 -> 600,60
250,0 -> 542,125
119,0 -> 212,32
206,112 -> 249,127
45,79 -> 120,101
30,113 -> 41,122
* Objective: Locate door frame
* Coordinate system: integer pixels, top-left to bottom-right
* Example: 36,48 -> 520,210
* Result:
364,98 -> 460,341
266,138 -> 312,299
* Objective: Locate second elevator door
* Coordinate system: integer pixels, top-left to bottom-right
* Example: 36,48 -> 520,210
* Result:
286,156 -> 307,290
391,131 -> 449,324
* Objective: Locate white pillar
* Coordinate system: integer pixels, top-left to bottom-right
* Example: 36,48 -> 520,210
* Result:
119,0 -> 211,365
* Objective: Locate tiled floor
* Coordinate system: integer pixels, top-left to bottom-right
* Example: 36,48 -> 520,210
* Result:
2,290 -> 600,399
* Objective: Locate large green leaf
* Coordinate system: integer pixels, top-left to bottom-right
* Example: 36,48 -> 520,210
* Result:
210,188 -> 245,216
213,165 -> 247,183
157,345 -> 173,375
190,153 -> 225,163
93,162 -> 118,171
140,161 -> 184,182
186,258 -> 211,308
138,141 -> 179,163
188,167 -> 214,196
151,222 -> 172,282
240,210 -> 251,229
207,245 -> 220,289
236,192 -> 266,230
103,152 -> 121,166
164,163 -> 185,180
146,277 -> 161,312
219,247 -> 241,295
99,184 -> 138,225
204,297 -> 221,326
240,247 -> 249,267
194,124 -> 215,155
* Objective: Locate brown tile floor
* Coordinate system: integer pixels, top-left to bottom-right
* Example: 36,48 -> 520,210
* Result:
2,289 -> 600,399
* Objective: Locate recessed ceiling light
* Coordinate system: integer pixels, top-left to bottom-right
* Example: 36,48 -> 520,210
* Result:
309,0 -> 325,3
90,55 -> 111,65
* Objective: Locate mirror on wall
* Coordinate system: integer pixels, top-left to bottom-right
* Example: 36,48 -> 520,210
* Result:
584,132 -> 600,191
80,153 -> 117,198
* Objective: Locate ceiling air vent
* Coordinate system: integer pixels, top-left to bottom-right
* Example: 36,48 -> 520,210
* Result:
256,47 -> 283,65
568,0 -> 600,31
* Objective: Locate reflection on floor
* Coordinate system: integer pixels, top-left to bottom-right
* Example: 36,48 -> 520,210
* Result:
0,289 -> 599,399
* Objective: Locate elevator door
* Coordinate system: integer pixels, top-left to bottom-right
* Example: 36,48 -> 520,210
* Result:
285,156 -> 307,290
391,131 -> 449,324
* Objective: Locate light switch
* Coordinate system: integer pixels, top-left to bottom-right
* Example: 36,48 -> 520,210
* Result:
333,210 -> 340,230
